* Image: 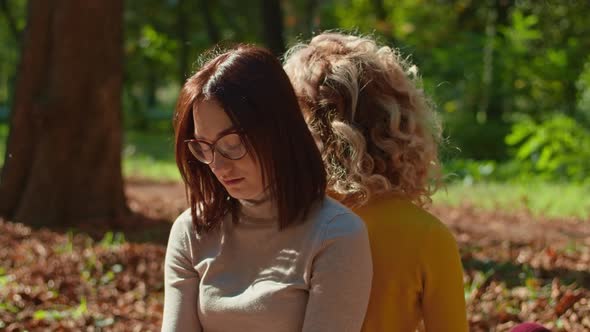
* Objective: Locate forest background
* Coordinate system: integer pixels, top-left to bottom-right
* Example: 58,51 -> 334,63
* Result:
0,0 -> 589,331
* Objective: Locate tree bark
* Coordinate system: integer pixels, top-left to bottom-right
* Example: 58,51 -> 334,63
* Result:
261,0 -> 285,56
0,0 -> 128,226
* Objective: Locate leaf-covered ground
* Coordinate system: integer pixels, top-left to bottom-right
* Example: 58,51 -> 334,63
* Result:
1,179 -> 589,331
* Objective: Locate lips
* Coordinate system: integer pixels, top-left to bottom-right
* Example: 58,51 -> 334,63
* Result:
222,177 -> 244,186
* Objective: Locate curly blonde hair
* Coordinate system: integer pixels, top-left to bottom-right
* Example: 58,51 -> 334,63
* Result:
283,32 -> 442,208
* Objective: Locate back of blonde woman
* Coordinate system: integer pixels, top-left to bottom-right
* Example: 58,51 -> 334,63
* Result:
284,32 -> 468,332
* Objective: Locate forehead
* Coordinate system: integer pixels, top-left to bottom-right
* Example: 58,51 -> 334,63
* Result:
192,99 -> 234,140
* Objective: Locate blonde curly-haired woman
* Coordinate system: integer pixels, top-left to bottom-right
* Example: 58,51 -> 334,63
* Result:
284,32 -> 468,332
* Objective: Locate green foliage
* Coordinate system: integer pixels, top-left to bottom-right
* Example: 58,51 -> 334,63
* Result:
321,0 -> 590,160
501,9 -> 541,54
443,159 -> 500,184
32,297 -> 87,321
443,113 -> 511,161
54,231 -> 75,254
0,122 -> 7,160
464,269 -> 494,302
0,301 -> 20,314
576,55 -> 590,124
137,25 -> 178,65
1,0 -> 589,163
0,0 -> 588,208
99,231 -> 126,249
505,115 -> 590,182
122,0 -> 264,131
0,0 -> 26,110
0,267 -> 15,288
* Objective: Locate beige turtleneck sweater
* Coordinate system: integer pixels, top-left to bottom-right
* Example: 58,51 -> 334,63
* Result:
161,196 -> 372,332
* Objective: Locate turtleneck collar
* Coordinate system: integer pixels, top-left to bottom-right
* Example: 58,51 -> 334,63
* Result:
238,189 -> 277,223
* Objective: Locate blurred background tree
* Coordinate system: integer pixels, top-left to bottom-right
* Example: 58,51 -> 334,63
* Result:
0,0 -> 126,226
1,0 -> 589,225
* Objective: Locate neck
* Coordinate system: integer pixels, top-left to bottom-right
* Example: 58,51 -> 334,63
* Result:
238,190 -> 277,221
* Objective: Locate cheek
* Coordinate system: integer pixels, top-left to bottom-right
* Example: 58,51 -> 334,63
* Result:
241,155 -> 264,182
245,157 -> 261,176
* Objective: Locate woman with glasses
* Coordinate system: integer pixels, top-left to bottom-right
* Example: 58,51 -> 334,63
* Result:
283,32 -> 468,332
161,45 -> 372,332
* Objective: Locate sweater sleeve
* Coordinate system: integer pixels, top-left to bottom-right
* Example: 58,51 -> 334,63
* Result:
421,221 -> 468,332
301,213 -> 373,332
161,212 -> 202,332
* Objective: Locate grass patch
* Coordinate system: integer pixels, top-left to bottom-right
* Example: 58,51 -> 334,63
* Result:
122,130 -> 180,181
434,181 -> 590,220
0,123 -> 180,181
122,155 -> 180,181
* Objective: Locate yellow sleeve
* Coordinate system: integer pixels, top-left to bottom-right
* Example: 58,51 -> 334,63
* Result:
421,221 -> 469,332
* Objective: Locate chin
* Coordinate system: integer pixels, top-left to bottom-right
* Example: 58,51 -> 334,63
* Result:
227,192 -> 247,200
225,188 -> 250,200
227,188 -> 264,201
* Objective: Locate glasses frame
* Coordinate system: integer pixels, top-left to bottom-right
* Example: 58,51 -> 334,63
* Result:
185,130 -> 247,165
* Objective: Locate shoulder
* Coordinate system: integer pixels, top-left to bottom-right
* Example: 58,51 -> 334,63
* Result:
167,208 -> 224,260
169,208 -> 195,239
167,208 -> 214,252
386,200 -> 458,257
169,207 -> 222,241
313,197 -> 368,241
358,197 -> 450,234
165,208 -> 195,254
353,197 -> 459,255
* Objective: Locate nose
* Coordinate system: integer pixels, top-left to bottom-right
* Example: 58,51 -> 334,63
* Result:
209,150 -> 231,172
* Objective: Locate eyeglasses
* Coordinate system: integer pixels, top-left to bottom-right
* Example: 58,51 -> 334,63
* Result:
185,131 -> 247,164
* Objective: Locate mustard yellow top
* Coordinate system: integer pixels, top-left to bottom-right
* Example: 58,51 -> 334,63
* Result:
353,195 -> 468,332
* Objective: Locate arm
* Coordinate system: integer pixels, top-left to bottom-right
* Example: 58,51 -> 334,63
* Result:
162,212 -> 202,332
302,213 -> 373,332
422,221 -> 469,332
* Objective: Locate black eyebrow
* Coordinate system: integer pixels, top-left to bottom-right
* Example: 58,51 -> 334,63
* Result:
193,126 -> 237,141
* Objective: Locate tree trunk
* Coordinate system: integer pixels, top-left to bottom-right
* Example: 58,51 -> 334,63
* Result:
0,0 -> 128,226
261,0 -> 285,56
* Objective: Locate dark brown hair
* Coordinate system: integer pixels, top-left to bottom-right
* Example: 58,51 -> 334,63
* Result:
174,45 -> 326,233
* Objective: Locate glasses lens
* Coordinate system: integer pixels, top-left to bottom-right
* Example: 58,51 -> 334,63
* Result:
187,141 -> 213,164
216,133 -> 247,160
